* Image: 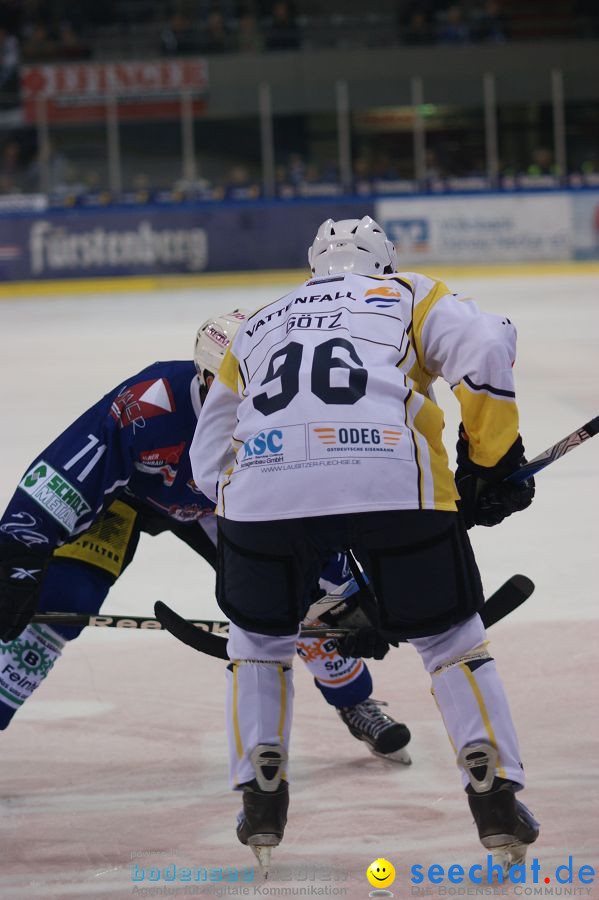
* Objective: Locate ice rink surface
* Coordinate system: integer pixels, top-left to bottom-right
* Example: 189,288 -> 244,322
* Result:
0,269 -> 597,899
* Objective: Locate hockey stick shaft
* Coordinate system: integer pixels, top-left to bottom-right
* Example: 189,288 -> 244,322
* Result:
30,611 -> 345,638
32,573 -> 533,644
507,415 -> 599,484
151,574 -> 533,660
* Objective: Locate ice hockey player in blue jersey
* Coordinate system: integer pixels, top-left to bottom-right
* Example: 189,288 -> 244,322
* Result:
0,309 -> 411,763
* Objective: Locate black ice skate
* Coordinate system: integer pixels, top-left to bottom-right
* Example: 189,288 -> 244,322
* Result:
337,698 -> 411,764
459,743 -> 539,877
236,745 -> 289,877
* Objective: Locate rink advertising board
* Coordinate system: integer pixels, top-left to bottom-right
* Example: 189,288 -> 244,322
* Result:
21,59 -> 209,123
1,192 -> 599,282
0,202 -> 370,281
375,193 -> 574,263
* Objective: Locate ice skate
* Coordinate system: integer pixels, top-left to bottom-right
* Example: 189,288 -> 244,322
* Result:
337,698 -> 411,764
236,778 -> 289,877
459,744 -> 539,878
467,778 -> 539,877
236,745 -> 289,878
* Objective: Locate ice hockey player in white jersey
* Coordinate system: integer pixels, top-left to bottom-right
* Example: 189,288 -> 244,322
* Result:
190,216 -> 538,874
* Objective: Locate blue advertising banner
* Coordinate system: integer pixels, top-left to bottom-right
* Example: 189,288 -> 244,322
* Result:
0,201 -> 372,282
2,191 -> 598,282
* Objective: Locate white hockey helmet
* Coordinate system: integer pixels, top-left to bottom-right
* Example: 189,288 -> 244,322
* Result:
194,308 -> 250,395
308,215 -> 397,277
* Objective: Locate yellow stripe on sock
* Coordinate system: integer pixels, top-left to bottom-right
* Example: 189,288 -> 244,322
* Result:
277,665 -> 287,745
231,663 -> 244,760
277,665 -> 288,781
459,663 -> 506,779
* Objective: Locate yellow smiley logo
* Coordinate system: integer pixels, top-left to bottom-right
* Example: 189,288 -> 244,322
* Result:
366,858 -> 396,889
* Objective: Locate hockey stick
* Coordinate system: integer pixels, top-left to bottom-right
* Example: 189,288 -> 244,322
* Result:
30,611 -> 344,639
150,574 -> 534,660
507,415 -> 599,484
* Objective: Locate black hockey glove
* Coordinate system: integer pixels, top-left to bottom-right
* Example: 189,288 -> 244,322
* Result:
0,545 -> 49,642
455,425 -> 535,529
318,586 -> 398,661
335,627 -> 392,661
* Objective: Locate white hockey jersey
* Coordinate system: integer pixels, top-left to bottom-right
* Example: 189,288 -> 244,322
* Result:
190,272 -> 519,521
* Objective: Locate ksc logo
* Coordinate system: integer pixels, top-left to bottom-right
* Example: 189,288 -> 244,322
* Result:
242,429 -> 283,459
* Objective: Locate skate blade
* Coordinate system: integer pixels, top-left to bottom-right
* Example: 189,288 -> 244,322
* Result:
481,837 -> 529,879
249,835 -> 279,879
370,746 -> 412,765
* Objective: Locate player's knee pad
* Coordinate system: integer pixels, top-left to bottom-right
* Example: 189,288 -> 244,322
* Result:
409,613 -> 487,674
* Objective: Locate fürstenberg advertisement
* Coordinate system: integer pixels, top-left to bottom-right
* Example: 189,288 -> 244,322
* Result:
1,192 -> 598,282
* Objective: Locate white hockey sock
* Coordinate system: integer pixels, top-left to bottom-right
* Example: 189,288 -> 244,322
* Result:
0,624 -> 65,713
410,614 -> 524,789
296,636 -> 364,690
226,623 -> 297,789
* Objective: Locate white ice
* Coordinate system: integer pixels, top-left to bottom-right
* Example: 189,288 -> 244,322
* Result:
0,272 -> 598,898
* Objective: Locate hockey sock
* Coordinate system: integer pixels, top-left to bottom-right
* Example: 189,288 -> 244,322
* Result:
226,623 -> 297,789
0,624 -> 65,729
410,614 -> 524,788
296,635 -> 373,707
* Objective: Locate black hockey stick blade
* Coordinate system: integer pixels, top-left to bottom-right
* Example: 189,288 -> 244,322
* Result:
153,602 -> 349,659
479,573 -> 534,628
155,601 -> 229,659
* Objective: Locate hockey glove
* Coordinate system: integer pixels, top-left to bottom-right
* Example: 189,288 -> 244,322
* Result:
0,545 -> 49,642
318,585 -> 398,660
335,627 -> 392,661
455,425 -> 535,529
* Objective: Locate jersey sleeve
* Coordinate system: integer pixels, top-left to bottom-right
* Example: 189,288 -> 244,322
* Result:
0,381 -> 143,553
189,344 -> 242,504
417,283 -> 519,468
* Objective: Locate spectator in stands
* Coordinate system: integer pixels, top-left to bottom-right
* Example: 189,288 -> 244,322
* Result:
0,26 -> 19,109
26,139 -> 70,193
527,147 -> 559,176
437,4 -> 470,42
161,12 -> 196,56
224,163 -> 260,199
57,21 -> 91,60
471,0 -> 507,42
202,9 -> 231,54
352,156 -> 373,193
422,147 -> 444,185
399,4 -> 435,45
0,139 -> 24,194
287,151 -> 307,187
237,7 -> 263,53
265,1 -> 300,51
21,22 -> 57,62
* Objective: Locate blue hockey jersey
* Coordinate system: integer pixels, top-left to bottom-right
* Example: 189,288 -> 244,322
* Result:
0,361 -> 214,553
